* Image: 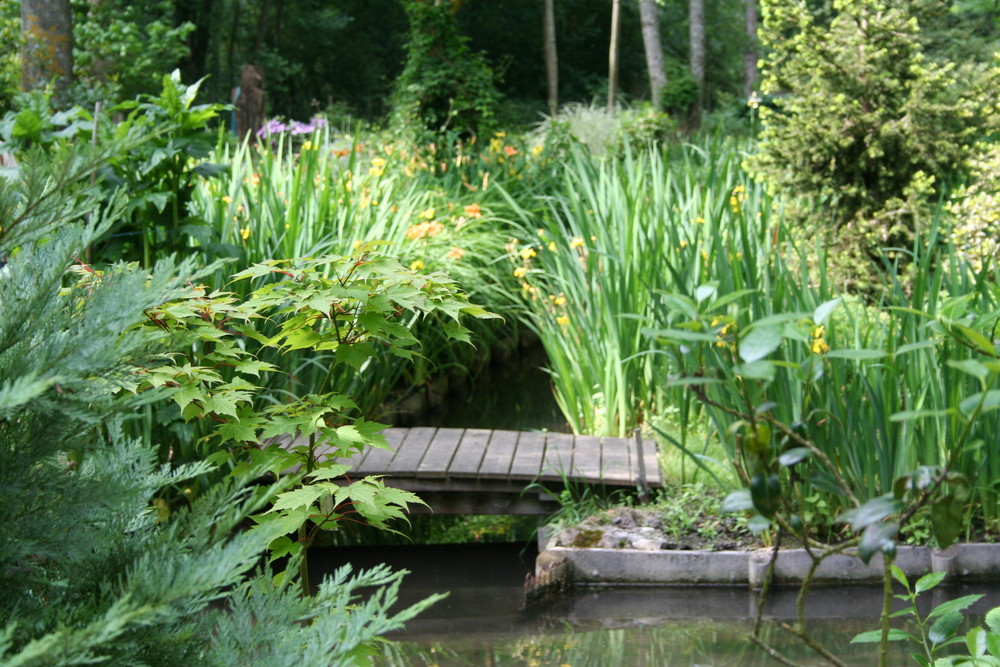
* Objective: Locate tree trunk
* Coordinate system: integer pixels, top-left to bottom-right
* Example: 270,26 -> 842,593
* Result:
743,0 -> 758,98
638,0 -> 667,110
21,0 -> 73,104
688,0 -> 705,125
236,64 -> 265,141
608,0 -> 621,113
543,0 -> 558,116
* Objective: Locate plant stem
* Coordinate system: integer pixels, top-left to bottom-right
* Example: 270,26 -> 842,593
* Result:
878,555 -> 894,667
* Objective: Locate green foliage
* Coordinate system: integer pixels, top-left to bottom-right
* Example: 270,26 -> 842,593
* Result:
0,73 -> 229,267
70,0 -> 195,106
852,566 -> 992,666
0,1 -> 19,114
190,125 -> 517,419
390,0 -> 501,141
946,142 -> 1000,272
660,59 -> 699,117
748,0 -> 998,284
134,249 -> 497,568
0,104 -> 447,666
0,90 -> 94,153
97,70 -> 229,266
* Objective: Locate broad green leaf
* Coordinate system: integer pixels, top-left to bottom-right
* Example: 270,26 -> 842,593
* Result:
646,327 -> 719,343
966,626 -> 987,658
733,360 -> 776,381
851,628 -> 915,643
336,341 -> 374,372
268,485 -> 328,513
720,489 -> 754,513
779,447 -> 812,467
307,463 -> 352,481
914,571 -> 947,594
839,495 -> 903,531
695,284 -> 717,303
739,325 -> 783,363
959,390 -> 1000,415
215,419 -> 259,443
954,324 -> 996,356
858,521 -> 898,565
752,312 -> 809,327
750,473 -> 781,518
931,494 -> 965,549
813,298 -> 841,326
987,632 -> 1000,659
705,289 -> 757,311
826,349 -> 888,360
747,514 -> 773,535
890,409 -> 958,422
929,611 -> 964,644
927,594 -> 984,621
233,358 -> 277,377
895,340 -> 938,356
948,359 -> 991,381
986,607 -> 1000,634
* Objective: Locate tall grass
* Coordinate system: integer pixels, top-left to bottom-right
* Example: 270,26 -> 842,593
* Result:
501,135 -> 1000,517
190,128 -> 518,416
500,136 -> 774,438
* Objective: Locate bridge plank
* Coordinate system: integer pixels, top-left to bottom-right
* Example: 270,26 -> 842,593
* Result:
540,432 -> 575,480
477,429 -> 519,479
509,430 -> 546,479
416,427 -> 463,478
448,428 -> 492,477
353,428 -> 406,474
572,435 -> 603,482
600,436 -> 632,483
387,426 -> 436,473
639,436 -> 662,486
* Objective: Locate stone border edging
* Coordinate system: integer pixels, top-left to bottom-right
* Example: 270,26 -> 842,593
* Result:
540,544 -> 1000,586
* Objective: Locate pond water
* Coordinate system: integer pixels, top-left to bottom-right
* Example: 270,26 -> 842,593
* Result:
429,342 -> 570,433
313,543 -> 1000,666
356,347 -> 1000,664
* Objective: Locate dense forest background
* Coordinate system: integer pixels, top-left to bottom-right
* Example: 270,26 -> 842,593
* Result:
3,0 -> 765,125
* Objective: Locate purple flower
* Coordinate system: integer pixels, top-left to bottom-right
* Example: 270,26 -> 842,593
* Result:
289,117 -> 329,135
256,119 -> 287,137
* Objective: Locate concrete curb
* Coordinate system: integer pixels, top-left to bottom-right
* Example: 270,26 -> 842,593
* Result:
539,543 -> 1000,586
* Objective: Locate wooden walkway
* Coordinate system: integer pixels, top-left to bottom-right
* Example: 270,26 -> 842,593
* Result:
328,427 -> 661,515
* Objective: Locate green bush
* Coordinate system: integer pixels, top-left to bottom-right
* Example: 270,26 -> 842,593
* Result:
747,0 -> 997,284
390,0 -> 501,142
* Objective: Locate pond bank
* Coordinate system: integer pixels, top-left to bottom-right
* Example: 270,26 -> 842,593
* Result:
534,542 -> 1000,587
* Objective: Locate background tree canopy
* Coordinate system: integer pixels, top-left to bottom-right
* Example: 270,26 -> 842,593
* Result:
4,0 -> 765,123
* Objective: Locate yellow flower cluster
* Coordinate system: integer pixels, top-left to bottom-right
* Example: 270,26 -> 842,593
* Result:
713,316 -> 736,349
729,184 -> 746,214
810,325 -> 830,355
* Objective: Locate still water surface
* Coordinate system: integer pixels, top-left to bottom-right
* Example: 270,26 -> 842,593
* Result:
314,543 -> 1000,666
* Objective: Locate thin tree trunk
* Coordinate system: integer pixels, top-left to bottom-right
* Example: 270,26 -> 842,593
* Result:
226,0 -> 240,86
743,0 -> 758,98
543,0 -> 558,116
638,0 -> 666,110
21,0 -> 73,104
608,0 -> 621,113
689,0 -> 705,125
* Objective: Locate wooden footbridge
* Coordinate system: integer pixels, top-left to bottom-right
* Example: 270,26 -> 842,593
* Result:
328,427 -> 661,515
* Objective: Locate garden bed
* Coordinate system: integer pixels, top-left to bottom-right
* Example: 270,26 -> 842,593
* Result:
536,507 -> 1000,587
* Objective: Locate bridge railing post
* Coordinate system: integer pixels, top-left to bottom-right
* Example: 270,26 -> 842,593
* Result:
634,427 -> 649,503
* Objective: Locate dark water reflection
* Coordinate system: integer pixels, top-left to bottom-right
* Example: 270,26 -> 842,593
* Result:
313,543 -> 1000,666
